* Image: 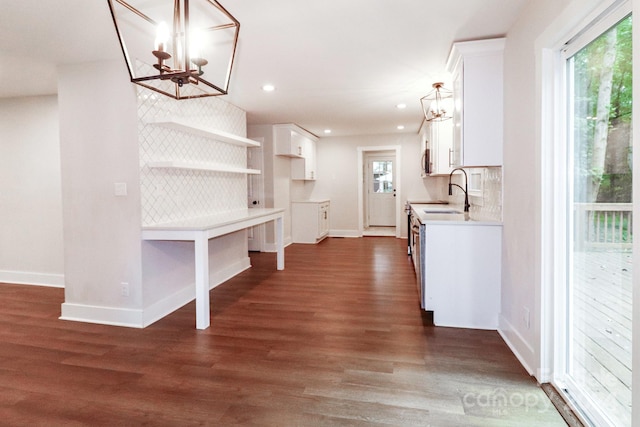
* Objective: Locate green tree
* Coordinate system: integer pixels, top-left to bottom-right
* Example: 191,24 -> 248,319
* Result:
573,14 -> 632,203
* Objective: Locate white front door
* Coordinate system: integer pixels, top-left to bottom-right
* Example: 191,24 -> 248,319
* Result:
366,153 -> 395,227
247,140 -> 264,251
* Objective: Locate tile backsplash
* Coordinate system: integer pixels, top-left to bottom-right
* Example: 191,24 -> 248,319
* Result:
137,89 -> 249,226
449,166 -> 502,221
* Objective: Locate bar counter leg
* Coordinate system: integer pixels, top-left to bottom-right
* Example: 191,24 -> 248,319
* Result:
194,234 -> 210,329
276,216 -> 284,270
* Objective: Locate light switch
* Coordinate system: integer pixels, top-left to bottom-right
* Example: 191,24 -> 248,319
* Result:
114,182 -> 127,196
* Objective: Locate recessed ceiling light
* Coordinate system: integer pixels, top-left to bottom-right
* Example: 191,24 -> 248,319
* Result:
262,84 -> 275,92
324,129 -> 332,134
397,125 -> 405,130
396,103 -> 407,109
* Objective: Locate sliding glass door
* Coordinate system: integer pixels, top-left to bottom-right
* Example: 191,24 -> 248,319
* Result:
563,9 -> 632,426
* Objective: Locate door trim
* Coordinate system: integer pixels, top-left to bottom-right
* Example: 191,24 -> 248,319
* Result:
364,151 -> 396,227
248,138 -> 265,252
357,145 -> 402,237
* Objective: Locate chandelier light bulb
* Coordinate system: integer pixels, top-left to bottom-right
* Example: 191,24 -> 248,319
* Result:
154,21 -> 170,52
189,29 -> 204,60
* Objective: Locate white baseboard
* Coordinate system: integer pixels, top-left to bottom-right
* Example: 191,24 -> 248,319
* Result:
328,229 -> 360,238
498,314 -> 536,376
60,257 -> 252,329
60,303 -> 144,328
209,256 -> 251,289
263,237 -> 292,253
0,270 -> 64,288
142,283 -> 196,328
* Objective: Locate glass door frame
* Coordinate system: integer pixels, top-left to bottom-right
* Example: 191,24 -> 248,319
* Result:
540,1 -> 633,426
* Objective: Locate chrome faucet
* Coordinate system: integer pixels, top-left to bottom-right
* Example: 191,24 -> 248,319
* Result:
448,167 -> 470,212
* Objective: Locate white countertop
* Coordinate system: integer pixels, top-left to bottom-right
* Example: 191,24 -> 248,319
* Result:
142,208 -> 285,231
410,204 -> 502,226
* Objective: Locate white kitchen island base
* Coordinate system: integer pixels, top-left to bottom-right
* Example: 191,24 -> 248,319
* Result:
142,208 -> 284,329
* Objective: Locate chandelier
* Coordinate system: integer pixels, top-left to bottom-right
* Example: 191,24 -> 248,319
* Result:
107,0 -> 240,99
420,82 -> 453,122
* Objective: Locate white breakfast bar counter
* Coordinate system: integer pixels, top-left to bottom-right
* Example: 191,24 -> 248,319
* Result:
142,208 -> 285,329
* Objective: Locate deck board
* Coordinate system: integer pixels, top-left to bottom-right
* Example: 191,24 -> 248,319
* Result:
572,249 -> 632,425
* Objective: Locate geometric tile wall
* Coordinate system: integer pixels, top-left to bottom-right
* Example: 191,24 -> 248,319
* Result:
468,166 -> 503,222
137,89 -> 249,226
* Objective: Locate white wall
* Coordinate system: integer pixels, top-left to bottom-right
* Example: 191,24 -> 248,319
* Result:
58,60 -> 144,326
248,124 -> 294,248
309,133 -> 447,238
56,60 -> 253,328
0,95 -> 64,287
500,0 -> 612,378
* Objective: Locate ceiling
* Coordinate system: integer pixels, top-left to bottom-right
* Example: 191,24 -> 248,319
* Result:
0,0 -> 527,137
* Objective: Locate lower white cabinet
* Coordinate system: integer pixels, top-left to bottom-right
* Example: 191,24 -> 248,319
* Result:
423,223 -> 501,329
291,200 -> 330,244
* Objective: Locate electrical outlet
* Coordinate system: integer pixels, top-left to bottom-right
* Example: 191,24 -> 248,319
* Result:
121,282 -> 130,297
523,306 -> 530,329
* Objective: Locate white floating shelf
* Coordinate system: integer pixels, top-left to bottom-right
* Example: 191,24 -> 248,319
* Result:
147,161 -> 261,175
146,118 -> 261,147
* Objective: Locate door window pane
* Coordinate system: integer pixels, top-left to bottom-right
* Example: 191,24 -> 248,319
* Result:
372,160 -> 393,193
567,14 -> 632,426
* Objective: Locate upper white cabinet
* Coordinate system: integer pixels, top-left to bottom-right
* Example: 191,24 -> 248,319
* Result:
423,119 -> 454,176
446,38 -> 505,167
291,137 -> 317,180
274,124 -> 319,181
275,126 -> 304,157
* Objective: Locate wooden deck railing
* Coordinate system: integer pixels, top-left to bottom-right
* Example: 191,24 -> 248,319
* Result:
574,203 -> 633,249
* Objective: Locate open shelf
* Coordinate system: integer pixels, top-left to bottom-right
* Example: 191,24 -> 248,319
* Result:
147,160 -> 261,175
146,118 -> 261,147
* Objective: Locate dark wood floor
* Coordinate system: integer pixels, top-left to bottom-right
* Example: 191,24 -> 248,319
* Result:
0,237 -> 566,426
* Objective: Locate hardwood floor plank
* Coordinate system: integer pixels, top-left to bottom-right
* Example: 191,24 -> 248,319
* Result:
0,237 -> 566,426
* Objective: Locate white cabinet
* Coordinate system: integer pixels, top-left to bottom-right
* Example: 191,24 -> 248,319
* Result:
275,126 -> 304,157
318,201 -> 330,237
274,124 -> 319,181
422,223 -> 501,329
446,38 -> 505,167
291,137 -> 317,180
291,200 -> 330,244
423,119 -> 454,176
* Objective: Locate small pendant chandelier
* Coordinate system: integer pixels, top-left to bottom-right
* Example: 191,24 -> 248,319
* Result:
420,82 -> 453,122
107,0 -> 240,99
